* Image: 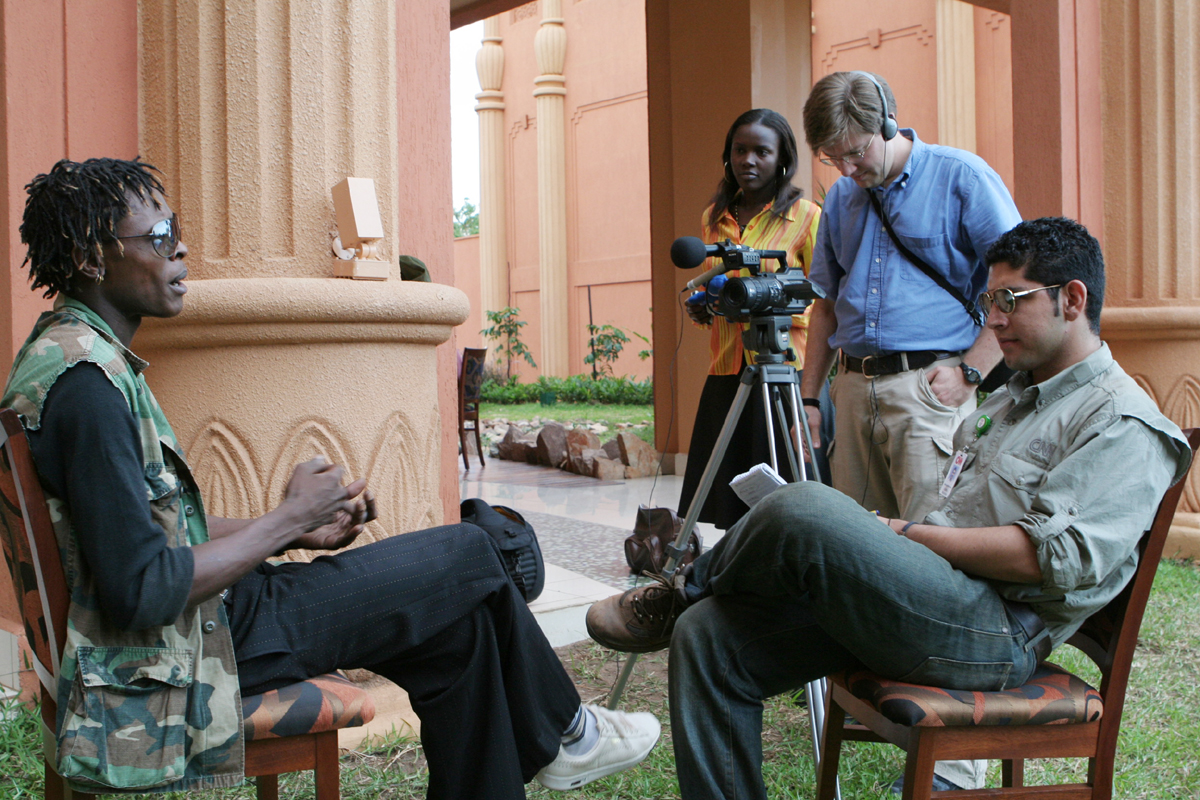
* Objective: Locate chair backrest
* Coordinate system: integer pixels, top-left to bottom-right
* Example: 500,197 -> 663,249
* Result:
460,348 -> 488,406
1066,427 -> 1199,713
0,408 -> 70,727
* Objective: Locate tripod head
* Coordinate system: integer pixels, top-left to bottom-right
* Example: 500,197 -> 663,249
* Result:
742,315 -> 798,363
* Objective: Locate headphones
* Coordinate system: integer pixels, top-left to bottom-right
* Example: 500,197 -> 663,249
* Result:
853,71 -> 898,141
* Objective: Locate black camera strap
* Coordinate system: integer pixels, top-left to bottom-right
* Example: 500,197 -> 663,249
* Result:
866,191 -> 984,327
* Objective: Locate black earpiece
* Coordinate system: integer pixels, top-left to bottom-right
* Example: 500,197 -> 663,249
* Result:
853,71 -> 898,141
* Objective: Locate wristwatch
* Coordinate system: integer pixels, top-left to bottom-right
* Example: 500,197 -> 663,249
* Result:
959,362 -> 983,386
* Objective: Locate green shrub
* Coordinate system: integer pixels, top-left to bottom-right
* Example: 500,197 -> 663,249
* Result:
481,307 -> 536,380
481,374 -> 653,405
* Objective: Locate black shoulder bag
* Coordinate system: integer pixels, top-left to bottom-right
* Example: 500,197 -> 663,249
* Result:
866,192 -> 1013,391
459,499 -> 545,602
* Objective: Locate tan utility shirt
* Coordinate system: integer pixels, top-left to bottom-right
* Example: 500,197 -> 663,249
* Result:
925,343 -> 1190,648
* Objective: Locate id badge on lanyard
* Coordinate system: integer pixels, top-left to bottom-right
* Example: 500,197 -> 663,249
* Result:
939,414 -> 992,498
939,449 -> 968,498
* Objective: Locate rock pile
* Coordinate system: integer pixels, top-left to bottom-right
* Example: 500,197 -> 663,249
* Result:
493,421 -> 660,480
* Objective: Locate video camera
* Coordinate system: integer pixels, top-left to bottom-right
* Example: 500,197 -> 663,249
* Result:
672,236 -> 824,323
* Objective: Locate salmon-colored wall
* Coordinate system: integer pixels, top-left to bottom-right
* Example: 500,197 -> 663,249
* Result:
809,1 -> 1016,199
397,1 -> 461,523
810,1 -> 940,193
0,0 -> 138,699
460,0 -> 653,383
455,233 -> 483,348
648,0 -> 756,458
1009,0 -> 1102,235
974,7 -> 1015,196
0,0 -> 138,372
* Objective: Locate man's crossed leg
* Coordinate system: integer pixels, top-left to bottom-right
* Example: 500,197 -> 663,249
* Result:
590,482 -> 1039,800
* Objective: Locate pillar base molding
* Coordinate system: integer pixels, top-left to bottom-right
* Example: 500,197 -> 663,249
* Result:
1102,306 -> 1200,340
1167,513 -> 1200,561
1104,318 -> 1200,544
139,278 -> 469,349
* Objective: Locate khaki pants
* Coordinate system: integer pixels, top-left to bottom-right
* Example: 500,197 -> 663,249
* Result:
828,355 -> 985,790
829,355 -> 975,520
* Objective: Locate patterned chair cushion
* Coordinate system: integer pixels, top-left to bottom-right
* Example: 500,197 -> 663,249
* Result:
242,673 -> 376,740
835,662 -> 1103,728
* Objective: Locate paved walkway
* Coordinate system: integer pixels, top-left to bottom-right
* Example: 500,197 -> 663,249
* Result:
459,457 -> 721,646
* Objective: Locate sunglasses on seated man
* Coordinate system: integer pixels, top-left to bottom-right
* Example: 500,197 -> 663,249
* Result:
116,214 -> 181,259
978,284 -> 1063,316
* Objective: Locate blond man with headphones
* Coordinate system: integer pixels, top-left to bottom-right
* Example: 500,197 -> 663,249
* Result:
798,71 -> 1021,792
799,72 -> 1019,527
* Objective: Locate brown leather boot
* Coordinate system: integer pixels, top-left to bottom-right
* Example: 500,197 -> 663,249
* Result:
585,571 -> 690,653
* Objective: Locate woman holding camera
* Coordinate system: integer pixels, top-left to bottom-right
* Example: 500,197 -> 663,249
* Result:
677,109 -> 829,531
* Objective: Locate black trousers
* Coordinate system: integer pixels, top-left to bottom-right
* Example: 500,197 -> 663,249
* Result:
224,523 -> 580,800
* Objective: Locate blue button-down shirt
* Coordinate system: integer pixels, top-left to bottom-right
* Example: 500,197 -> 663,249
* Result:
809,129 -> 1021,358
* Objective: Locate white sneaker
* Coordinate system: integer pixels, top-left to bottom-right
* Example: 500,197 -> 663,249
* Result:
535,704 -> 662,790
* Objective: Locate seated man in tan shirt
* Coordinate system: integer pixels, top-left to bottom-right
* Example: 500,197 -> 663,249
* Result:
586,217 -> 1191,800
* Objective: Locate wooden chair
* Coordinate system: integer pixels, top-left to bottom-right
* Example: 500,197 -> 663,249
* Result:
0,408 -> 374,800
816,427 -> 1199,800
459,347 -> 487,469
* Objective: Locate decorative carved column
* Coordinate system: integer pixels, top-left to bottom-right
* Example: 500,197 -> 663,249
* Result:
935,0 -> 976,152
136,0 -> 468,551
1101,0 -> 1200,558
534,0 -> 570,377
476,17 -> 509,355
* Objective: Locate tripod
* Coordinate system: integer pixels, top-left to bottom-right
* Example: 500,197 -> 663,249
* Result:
606,314 -> 843,799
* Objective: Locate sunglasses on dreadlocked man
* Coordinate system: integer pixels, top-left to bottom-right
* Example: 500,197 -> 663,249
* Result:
116,214 -> 182,259
978,284 -> 1063,317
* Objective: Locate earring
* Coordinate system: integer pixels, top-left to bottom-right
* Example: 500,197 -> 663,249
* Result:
95,271 -> 104,285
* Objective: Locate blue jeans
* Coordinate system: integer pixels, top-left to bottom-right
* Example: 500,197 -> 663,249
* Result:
669,482 -> 1039,800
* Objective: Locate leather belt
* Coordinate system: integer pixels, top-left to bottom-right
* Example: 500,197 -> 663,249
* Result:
842,350 -> 958,378
1004,600 -> 1052,663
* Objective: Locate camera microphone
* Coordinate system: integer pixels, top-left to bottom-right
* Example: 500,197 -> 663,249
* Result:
672,237 -> 729,290
671,236 -> 720,269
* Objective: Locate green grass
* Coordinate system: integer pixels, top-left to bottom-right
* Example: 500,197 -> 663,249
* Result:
481,402 -> 655,445
4,559 -> 1197,799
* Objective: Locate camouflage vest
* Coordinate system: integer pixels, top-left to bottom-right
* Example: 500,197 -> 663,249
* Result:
1,296 -> 244,792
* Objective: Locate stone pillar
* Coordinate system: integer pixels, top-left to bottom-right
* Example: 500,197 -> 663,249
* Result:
1101,0 -> 1200,558
748,0 -> 812,198
534,0 -> 570,377
647,0 -> 757,465
136,0 -> 468,554
936,0 -> 977,152
476,17 -> 509,356
1009,0 -> 1103,231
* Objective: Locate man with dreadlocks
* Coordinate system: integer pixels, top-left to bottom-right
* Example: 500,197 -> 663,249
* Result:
4,157 -> 661,798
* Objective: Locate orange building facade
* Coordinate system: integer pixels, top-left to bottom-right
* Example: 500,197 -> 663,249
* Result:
454,0 -> 1018,431
452,0 -> 1015,383
454,0 -> 655,382
455,0 -> 1200,562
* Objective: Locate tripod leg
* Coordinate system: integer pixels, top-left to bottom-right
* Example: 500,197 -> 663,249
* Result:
665,377 -> 756,576
789,381 -> 821,484
607,654 -> 640,710
771,384 -> 802,483
772,381 -> 838,797
607,377 -> 758,711
807,677 -> 843,800
761,381 -> 779,474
